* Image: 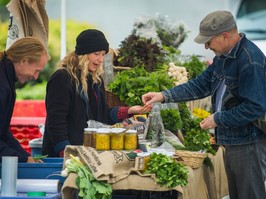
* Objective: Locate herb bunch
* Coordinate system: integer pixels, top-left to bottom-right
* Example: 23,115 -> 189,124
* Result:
160,109 -> 182,133
108,67 -> 173,106
113,34 -> 164,72
145,153 -> 188,188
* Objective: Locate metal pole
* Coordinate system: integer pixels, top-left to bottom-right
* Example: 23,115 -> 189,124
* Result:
60,0 -> 66,59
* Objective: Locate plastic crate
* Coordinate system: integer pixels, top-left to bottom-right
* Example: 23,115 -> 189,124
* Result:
0,193 -> 60,199
12,100 -> 46,117
10,125 -> 42,154
0,158 -> 65,185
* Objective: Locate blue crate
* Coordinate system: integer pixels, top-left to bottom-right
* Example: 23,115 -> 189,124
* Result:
0,158 -> 65,184
0,193 -> 60,199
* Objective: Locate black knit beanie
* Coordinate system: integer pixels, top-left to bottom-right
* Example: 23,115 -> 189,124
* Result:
75,29 -> 109,55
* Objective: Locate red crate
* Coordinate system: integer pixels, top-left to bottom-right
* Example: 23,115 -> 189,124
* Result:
12,100 -> 46,117
10,100 -> 46,154
10,125 -> 42,154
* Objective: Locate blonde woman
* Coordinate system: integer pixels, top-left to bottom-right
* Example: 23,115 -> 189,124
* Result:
43,29 -> 152,157
0,37 -> 49,162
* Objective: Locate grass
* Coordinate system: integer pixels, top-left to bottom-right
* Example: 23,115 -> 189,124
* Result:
16,82 -> 47,100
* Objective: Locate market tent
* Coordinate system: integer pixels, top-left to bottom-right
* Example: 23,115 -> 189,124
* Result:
6,0 -> 49,49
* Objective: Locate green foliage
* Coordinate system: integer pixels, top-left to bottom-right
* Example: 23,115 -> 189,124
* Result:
16,82 -> 47,100
182,55 -> 207,79
0,0 -> 9,6
65,156 -> 112,199
113,34 -> 164,72
108,67 -> 174,106
145,153 -> 188,188
160,109 -> 182,132
176,102 -> 216,155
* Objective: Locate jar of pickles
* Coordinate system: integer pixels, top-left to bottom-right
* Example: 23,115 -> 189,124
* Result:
110,128 -> 125,150
124,129 -> 137,150
83,128 -> 97,148
96,128 -> 111,150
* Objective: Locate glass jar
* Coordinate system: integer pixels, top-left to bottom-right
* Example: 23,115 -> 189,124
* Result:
110,128 -> 125,150
137,152 -> 151,171
83,128 -> 97,148
124,129 -> 138,150
96,128 -> 111,150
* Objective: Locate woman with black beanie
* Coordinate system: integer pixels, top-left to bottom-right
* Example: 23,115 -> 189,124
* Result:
42,29 -> 152,157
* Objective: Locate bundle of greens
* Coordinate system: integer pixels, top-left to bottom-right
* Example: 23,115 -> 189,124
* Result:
61,155 -> 112,199
144,153 -> 188,188
160,109 -> 182,133
108,67 -> 173,106
113,34 -> 164,72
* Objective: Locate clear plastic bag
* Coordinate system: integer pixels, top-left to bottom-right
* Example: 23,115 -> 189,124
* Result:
87,120 -> 110,128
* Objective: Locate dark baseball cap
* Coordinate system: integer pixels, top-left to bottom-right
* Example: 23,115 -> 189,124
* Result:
194,10 -> 237,44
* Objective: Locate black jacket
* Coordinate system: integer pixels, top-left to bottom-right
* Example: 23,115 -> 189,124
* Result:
0,57 -> 30,162
42,69 -> 121,157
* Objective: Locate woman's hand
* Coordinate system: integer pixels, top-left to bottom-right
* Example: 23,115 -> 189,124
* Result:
128,104 -> 153,115
142,92 -> 164,105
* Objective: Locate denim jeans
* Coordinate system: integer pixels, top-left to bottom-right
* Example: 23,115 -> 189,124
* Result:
224,136 -> 266,199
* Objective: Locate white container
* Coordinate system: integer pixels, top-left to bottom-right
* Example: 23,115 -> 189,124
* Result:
1,156 -> 18,196
29,138 -> 43,156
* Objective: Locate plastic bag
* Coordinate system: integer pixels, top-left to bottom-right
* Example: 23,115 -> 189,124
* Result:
87,120 -> 110,128
144,103 -> 165,147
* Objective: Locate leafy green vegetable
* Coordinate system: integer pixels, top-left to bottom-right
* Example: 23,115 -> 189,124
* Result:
145,153 -> 188,188
160,109 -> 182,133
113,34 -> 164,72
108,67 -> 173,106
64,155 -> 112,199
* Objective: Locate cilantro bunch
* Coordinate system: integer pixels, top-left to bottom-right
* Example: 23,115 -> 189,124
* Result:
144,153 -> 188,188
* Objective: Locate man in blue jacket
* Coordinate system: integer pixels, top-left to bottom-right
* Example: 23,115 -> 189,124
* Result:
142,10 -> 266,199
0,37 -> 49,162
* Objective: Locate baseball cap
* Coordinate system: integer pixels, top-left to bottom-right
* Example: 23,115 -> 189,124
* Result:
194,10 -> 237,44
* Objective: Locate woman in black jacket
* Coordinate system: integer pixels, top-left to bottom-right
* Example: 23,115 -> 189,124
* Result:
42,29 -> 152,157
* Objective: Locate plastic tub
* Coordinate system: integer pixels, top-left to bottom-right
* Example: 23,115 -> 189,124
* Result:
0,158 -> 65,185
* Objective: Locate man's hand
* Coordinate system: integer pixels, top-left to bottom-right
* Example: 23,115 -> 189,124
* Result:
141,92 -> 164,105
200,114 -> 217,130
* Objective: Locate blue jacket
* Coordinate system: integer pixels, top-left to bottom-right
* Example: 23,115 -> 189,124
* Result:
0,57 -> 30,162
162,34 -> 266,145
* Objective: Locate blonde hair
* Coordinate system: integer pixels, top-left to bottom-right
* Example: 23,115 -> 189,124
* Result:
57,52 -> 103,100
0,37 -> 49,63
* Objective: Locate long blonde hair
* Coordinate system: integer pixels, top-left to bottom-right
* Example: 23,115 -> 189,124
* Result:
57,52 -> 104,100
0,37 -> 49,63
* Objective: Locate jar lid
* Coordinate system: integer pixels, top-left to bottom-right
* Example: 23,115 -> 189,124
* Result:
84,128 -> 97,132
97,128 -> 111,133
126,129 -> 137,134
110,128 -> 126,133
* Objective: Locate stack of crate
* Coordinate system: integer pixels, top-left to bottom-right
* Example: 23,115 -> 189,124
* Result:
10,100 -> 46,154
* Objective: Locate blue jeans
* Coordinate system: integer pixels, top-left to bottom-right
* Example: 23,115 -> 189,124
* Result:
224,136 -> 266,199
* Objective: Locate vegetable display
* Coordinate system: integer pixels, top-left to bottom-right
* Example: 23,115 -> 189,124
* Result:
108,67 -> 173,106
160,108 -> 182,133
144,153 -> 188,188
61,155 -> 112,199
167,62 -> 189,86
